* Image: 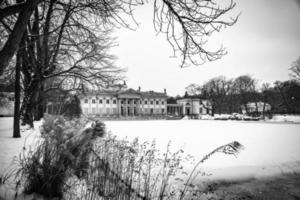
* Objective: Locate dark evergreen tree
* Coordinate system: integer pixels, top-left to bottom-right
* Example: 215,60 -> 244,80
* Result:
61,95 -> 82,119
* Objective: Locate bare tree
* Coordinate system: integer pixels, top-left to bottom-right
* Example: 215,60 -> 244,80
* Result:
289,57 -> 300,82
0,0 -> 239,74
185,83 -> 201,96
0,0 -> 41,74
260,82 -> 273,117
1,0 -> 128,128
233,75 -> 257,114
201,76 -> 231,115
154,0 -> 239,67
17,1 -> 126,127
13,50 -> 21,138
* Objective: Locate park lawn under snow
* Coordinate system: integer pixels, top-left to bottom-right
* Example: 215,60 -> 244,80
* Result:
0,117 -> 300,180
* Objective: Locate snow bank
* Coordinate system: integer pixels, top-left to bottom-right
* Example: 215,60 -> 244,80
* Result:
181,115 -> 190,120
199,114 -> 214,120
213,114 -> 231,120
269,115 -> 300,123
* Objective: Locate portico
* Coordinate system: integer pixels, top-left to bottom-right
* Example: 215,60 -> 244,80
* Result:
118,89 -> 142,116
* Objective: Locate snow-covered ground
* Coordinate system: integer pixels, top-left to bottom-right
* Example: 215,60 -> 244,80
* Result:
1,117 -> 300,180
0,117 -> 42,174
105,120 -> 300,178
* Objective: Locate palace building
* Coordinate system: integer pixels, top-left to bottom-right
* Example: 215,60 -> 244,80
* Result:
44,82 -> 212,118
80,84 -> 168,117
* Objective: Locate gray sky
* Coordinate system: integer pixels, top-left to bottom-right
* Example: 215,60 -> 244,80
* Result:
112,0 -> 300,96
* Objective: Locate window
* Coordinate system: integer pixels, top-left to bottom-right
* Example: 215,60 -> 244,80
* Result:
162,109 -> 165,113
113,100 -> 117,104
106,99 -> 110,104
144,100 -> 148,104
150,101 -> 153,105
84,99 -> 88,103
92,99 -> 96,104
162,101 -> 165,105
156,101 -> 159,105
99,99 -> 103,104
150,108 -> 153,114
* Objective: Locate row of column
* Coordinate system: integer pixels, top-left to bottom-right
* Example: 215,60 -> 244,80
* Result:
117,98 -> 140,116
167,106 -> 182,115
117,98 -> 166,116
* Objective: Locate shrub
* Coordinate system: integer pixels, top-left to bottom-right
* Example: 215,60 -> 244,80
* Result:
16,115 -> 104,198
64,136 -> 192,200
65,136 -> 243,200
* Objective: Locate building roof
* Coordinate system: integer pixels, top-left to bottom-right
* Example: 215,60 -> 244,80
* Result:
140,91 -> 168,98
81,88 -> 168,99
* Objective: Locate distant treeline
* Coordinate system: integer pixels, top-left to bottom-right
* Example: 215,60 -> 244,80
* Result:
179,75 -> 300,115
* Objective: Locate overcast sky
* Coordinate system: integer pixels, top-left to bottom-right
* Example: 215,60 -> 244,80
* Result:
112,0 -> 300,96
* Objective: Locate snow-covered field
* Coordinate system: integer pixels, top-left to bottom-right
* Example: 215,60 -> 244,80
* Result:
105,120 -> 300,178
1,117 -> 300,180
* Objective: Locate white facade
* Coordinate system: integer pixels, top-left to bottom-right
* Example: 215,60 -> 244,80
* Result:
177,98 -> 211,115
80,89 -> 168,117
167,98 -> 212,116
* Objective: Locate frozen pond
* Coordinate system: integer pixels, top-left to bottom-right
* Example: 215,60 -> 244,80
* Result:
1,118 -> 300,178
105,120 -> 300,174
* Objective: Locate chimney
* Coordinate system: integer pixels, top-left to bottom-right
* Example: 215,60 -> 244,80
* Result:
138,86 -> 141,91
164,88 -> 167,94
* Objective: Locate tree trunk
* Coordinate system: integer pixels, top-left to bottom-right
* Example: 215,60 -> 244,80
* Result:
13,51 -> 21,138
244,103 -> 248,115
34,89 -> 45,121
262,102 -> 266,118
255,102 -> 258,113
21,77 -> 45,127
21,98 -> 34,128
21,84 -> 38,127
0,0 -> 41,75
211,105 -> 215,116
